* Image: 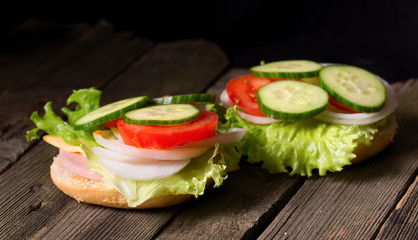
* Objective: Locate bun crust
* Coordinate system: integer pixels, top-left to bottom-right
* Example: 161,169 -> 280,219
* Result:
351,114 -> 397,164
50,159 -> 194,209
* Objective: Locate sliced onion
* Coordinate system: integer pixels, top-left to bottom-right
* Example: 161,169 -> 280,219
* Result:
98,155 -> 190,181
59,149 -> 103,181
92,119 -> 245,180
181,128 -> 247,147
92,147 -> 154,163
93,132 -> 212,160
236,109 -> 283,125
220,90 -> 234,108
110,127 -> 122,141
315,79 -> 397,125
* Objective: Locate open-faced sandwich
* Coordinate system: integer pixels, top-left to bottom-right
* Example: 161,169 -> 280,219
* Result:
219,60 -> 397,176
26,89 -> 245,208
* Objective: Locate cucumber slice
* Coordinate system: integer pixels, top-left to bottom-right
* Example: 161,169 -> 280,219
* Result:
319,65 -> 386,113
251,60 -> 322,78
124,104 -> 200,125
74,96 -> 148,130
257,80 -> 328,121
148,93 -> 217,105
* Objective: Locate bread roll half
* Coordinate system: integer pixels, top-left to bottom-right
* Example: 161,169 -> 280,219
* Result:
50,158 -> 195,209
351,114 -> 397,164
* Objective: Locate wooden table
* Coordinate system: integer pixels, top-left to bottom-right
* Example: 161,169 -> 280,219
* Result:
1,19 -> 417,240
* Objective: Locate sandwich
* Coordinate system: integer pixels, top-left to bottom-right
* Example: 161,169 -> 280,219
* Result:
26,88 -> 245,208
219,60 -> 397,176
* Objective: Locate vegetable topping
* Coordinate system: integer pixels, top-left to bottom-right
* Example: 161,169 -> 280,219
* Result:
257,80 -> 328,121
124,104 -> 200,125
223,61 -> 394,126
319,65 -> 386,113
118,110 -> 218,149
251,60 -> 322,78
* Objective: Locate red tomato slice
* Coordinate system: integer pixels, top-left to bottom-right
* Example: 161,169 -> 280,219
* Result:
117,110 -> 218,149
225,75 -> 302,116
103,118 -> 123,128
226,75 -> 271,116
328,95 -> 359,113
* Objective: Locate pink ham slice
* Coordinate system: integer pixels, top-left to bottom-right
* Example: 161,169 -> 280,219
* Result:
59,149 -> 103,181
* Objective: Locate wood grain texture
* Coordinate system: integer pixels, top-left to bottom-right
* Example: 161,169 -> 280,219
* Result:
376,175 -> 418,240
0,20 -> 152,173
258,79 -> 418,240
155,162 -> 304,240
99,39 -> 229,103
0,142 -> 69,239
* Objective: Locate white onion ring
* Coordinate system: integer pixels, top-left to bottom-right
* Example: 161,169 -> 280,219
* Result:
93,115 -> 247,181
92,147 -> 154,163
93,132 -> 212,161
93,133 -> 193,180
236,109 -> 283,125
220,90 -> 234,108
314,79 -> 397,125
98,153 -> 190,181
110,127 -> 122,141
181,128 -> 247,147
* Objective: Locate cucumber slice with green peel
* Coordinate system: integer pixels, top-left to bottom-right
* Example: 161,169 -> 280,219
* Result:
251,60 -> 323,78
74,96 -> 148,130
148,93 -> 217,105
319,65 -> 386,113
124,104 -> 200,125
257,80 -> 328,121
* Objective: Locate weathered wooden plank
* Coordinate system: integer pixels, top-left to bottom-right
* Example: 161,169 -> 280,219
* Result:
258,80 -> 418,240
0,19 -> 89,93
0,36 -> 229,239
99,39 -> 229,103
0,142 -> 71,239
376,174 -> 418,240
0,20 -> 153,173
155,162 -> 304,240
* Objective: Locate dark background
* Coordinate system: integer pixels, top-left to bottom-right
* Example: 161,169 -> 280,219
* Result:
2,0 -> 418,83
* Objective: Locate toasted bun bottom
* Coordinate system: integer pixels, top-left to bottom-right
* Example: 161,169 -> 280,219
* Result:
351,114 -> 397,164
50,159 -> 195,209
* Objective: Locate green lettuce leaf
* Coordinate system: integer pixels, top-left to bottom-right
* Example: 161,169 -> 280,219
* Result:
82,139 -> 241,207
26,88 -> 102,144
61,88 -> 102,125
205,102 -> 227,125
223,107 -> 383,177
